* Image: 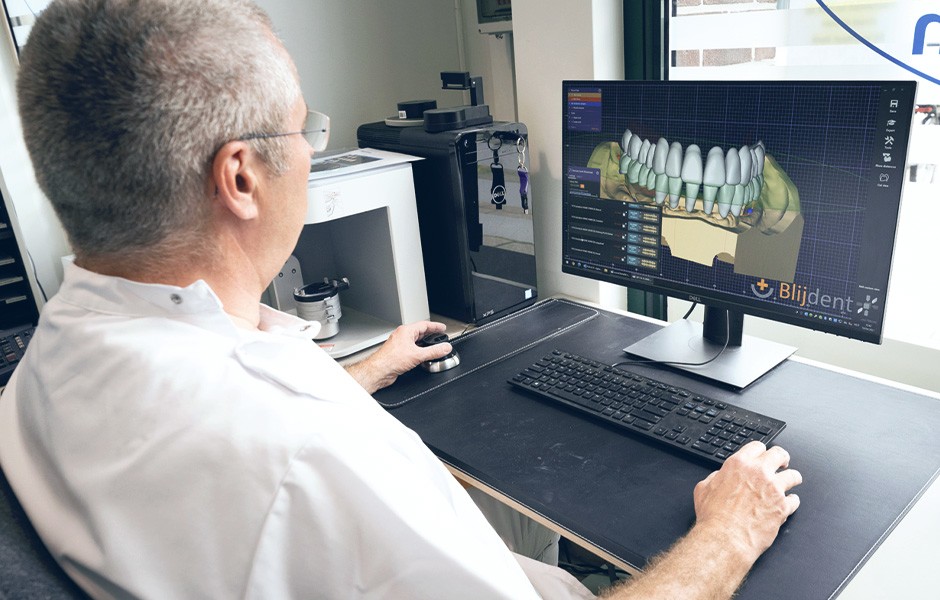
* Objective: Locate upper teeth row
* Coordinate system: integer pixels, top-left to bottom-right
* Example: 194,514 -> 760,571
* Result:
618,130 -> 766,219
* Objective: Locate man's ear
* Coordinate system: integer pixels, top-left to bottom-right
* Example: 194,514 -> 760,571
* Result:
211,141 -> 261,221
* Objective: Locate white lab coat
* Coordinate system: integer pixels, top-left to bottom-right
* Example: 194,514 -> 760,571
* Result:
0,261 -> 545,599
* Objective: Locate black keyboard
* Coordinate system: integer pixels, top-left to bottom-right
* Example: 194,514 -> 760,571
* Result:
508,350 -> 786,466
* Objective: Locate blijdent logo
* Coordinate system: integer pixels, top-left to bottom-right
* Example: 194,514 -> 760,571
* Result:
817,1 -> 940,86
751,278 -> 857,312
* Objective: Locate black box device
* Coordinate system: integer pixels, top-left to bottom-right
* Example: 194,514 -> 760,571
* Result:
357,120 -> 537,324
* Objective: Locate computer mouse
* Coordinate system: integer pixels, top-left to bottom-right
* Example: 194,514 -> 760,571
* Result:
417,332 -> 460,373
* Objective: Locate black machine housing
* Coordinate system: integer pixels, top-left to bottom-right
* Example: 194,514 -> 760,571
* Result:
357,121 -> 537,324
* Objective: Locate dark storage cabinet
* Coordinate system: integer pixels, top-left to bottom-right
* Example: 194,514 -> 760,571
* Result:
0,191 -> 40,386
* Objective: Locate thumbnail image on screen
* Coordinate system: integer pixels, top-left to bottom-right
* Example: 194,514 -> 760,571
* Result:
562,80 -> 916,343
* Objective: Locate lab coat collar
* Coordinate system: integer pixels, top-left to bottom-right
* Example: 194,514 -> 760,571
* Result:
58,259 -> 321,340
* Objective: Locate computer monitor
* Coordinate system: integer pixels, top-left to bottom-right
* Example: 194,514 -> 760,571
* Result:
561,79 -> 917,388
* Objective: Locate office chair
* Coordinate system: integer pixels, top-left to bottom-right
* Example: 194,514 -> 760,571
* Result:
0,465 -> 88,599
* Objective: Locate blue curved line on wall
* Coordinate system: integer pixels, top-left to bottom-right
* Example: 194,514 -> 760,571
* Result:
816,0 -> 940,86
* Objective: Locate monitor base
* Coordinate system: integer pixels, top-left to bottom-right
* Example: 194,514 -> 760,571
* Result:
624,319 -> 796,389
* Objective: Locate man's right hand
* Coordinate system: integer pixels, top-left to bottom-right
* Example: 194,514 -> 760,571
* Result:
692,441 -> 802,564
601,441 -> 801,599
344,321 -> 452,394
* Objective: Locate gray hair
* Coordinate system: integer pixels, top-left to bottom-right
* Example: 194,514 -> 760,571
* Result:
17,0 -> 302,258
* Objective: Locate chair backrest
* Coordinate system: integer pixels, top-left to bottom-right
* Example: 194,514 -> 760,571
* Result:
0,465 -> 88,599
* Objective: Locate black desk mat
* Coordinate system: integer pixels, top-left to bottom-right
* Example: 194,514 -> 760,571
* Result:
375,299 -> 940,599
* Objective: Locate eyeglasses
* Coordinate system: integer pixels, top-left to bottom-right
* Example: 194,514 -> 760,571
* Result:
239,110 -> 330,152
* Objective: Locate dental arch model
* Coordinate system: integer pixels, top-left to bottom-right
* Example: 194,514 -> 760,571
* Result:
586,130 -> 804,281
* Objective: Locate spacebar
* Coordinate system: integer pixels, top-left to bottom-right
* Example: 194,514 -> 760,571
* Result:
547,387 -> 601,412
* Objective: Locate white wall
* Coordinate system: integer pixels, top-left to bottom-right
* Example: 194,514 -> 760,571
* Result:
457,0 -> 517,122
0,15 -> 69,300
257,0 -> 464,152
513,0 -> 624,305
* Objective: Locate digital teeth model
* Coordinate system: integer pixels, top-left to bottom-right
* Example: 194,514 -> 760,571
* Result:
610,130 -> 793,231
588,129 -> 803,281
620,135 -> 765,219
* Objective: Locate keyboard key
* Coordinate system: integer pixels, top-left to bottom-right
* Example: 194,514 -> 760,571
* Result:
692,441 -> 717,454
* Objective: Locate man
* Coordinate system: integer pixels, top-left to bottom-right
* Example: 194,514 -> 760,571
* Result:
0,1 -> 801,598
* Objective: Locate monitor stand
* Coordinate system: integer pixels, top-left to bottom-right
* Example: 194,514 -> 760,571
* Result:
624,307 -> 796,389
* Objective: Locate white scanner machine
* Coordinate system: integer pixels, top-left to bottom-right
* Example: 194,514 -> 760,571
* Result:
266,148 -> 430,358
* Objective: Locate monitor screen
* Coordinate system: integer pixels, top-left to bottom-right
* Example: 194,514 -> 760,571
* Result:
562,80 -> 916,351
